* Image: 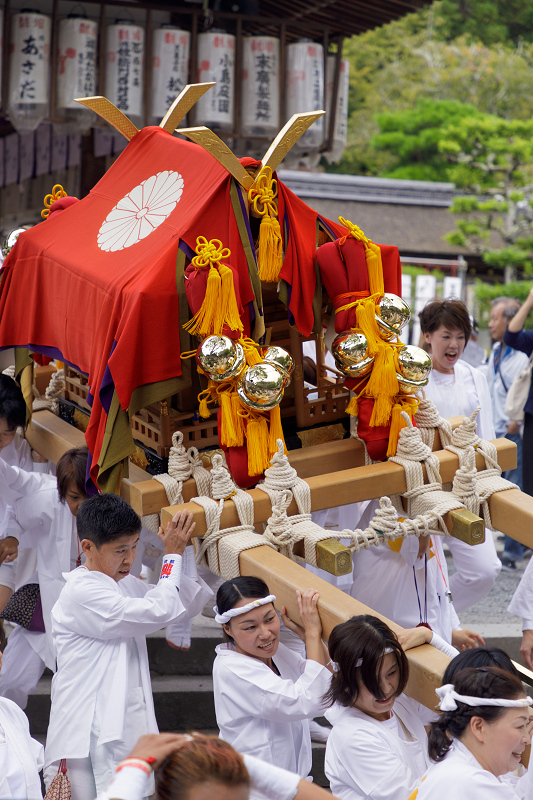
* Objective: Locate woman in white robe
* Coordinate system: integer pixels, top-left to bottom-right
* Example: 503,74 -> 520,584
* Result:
324,615 -> 456,800
212,576 -> 332,795
415,667 -> 531,800
420,299 -> 501,613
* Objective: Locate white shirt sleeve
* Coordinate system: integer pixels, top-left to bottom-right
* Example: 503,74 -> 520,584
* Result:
216,657 -> 330,723
243,754 -> 300,800
0,460 -> 55,512
508,557 -> 533,623
59,565 -> 185,640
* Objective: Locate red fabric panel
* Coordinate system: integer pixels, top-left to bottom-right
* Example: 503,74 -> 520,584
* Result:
278,185 -> 346,337
316,238 -> 369,333
218,409 -> 262,488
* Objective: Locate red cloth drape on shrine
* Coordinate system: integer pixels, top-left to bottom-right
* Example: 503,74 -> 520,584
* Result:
0,127 -> 261,488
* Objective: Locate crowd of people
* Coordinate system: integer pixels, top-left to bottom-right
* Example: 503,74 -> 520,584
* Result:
1,292 -> 533,800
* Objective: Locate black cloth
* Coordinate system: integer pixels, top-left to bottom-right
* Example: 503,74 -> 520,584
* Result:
503,327 -> 533,417
523,412 -> 533,497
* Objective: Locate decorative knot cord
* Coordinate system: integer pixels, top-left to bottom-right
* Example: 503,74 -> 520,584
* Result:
446,407 -> 518,529
414,393 -> 453,449
32,369 -> 65,414
141,433 -> 211,535
193,455 -> 275,579
389,413 -> 465,535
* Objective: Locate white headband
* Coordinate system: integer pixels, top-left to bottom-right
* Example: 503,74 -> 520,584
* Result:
214,595 -> 276,625
436,684 -> 533,712
355,646 -> 394,668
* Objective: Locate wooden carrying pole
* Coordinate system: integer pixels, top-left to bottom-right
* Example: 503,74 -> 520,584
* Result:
239,545 -> 450,711
24,410 -> 150,505
130,417 -> 468,517
160,437 -> 516,538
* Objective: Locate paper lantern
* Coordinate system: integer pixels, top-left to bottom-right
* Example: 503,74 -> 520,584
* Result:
323,56 -> 350,164
240,36 -> 280,138
8,11 -> 51,132
195,32 -> 235,132
150,26 -> 190,125
285,41 -> 324,153
56,17 -> 98,130
105,22 -> 144,128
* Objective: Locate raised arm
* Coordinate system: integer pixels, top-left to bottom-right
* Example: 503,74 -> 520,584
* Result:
507,287 -> 533,333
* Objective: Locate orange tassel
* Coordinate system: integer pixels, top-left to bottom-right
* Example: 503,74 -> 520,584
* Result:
258,215 -> 283,282
268,404 -> 286,457
246,415 -> 270,476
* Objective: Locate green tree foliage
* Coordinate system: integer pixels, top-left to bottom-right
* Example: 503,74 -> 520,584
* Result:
436,0 -> 533,44
325,3 -> 533,175
372,99 -> 482,182
438,114 -> 533,272
474,280 -> 533,328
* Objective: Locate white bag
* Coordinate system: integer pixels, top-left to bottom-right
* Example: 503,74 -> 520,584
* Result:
504,352 -> 533,422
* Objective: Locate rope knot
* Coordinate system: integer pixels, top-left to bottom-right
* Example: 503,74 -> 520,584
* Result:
211,454 -> 237,500
263,439 -> 298,491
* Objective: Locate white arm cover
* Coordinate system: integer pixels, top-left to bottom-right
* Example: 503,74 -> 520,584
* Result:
243,754 -> 301,800
181,544 -> 198,580
158,553 -> 182,590
430,632 -> 460,659
96,766 -> 149,800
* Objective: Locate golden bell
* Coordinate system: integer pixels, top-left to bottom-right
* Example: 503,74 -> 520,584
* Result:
331,330 -> 374,378
196,335 -> 245,382
375,293 -> 411,340
2,226 -> 31,259
263,346 -> 294,386
237,363 -> 285,410
396,345 -> 432,393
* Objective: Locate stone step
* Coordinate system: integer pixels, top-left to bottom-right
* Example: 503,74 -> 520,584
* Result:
27,674 -> 217,736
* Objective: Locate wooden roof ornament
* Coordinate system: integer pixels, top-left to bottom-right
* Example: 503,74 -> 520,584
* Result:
74,96 -> 140,140
176,126 -> 255,190
179,110 -> 326,190
75,82 -> 216,141
159,82 -> 216,134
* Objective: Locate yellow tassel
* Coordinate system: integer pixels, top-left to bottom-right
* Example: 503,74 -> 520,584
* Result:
355,298 -> 383,357
365,345 -> 399,427
268,404 -> 286,457
246,415 -> 270,476
231,392 -> 246,445
258,215 -> 283,282
184,265 -> 221,336
241,339 -> 263,366
345,396 -> 359,416
199,393 -> 211,419
219,391 -> 245,448
386,404 -> 406,457
219,263 -> 244,334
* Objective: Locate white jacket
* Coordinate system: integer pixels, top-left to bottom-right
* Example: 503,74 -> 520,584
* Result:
213,641 -> 330,781
45,561 -> 211,766
325,694 -> 432,800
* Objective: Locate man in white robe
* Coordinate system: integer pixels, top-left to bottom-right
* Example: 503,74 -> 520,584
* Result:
44,493 -> 212,800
